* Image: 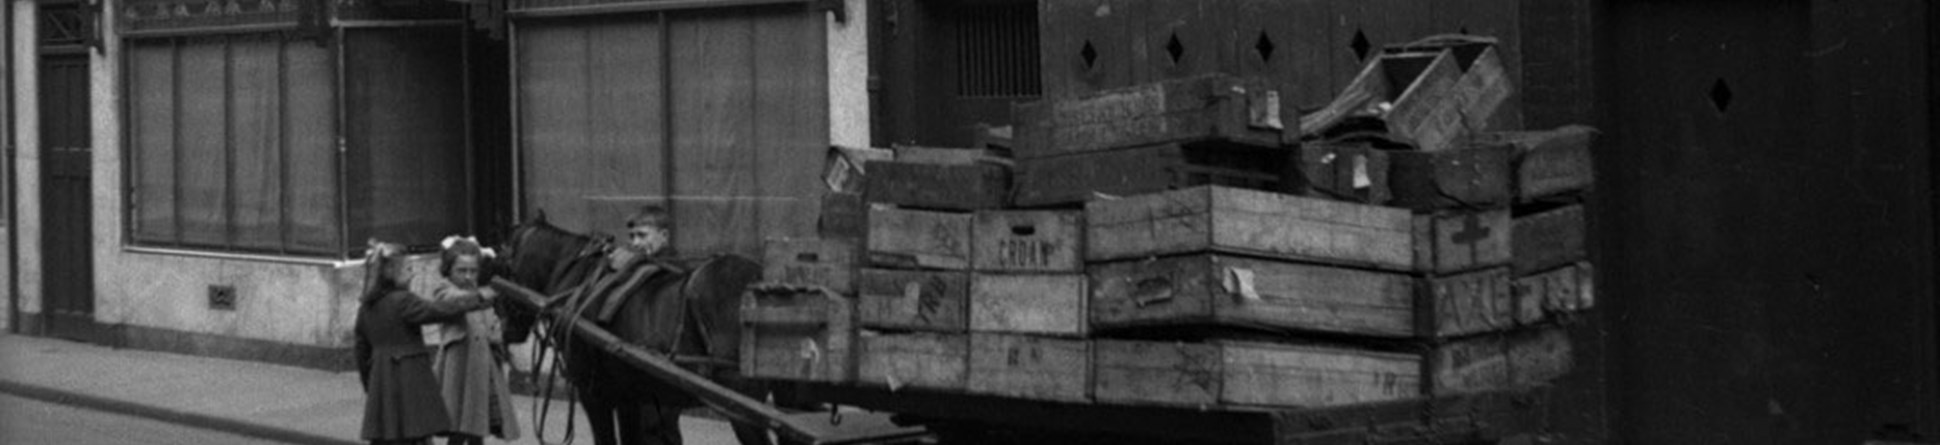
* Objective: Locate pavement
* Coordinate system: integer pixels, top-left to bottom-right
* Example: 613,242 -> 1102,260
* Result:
0,333 -> 746,445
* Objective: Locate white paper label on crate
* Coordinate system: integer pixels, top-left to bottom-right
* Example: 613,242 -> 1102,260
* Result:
1353,155 -> 1373,190
1223,267 -> 1261,301
1249,90 -> 1285,131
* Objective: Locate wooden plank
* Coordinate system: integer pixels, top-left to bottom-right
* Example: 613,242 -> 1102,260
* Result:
1084,186 -> 1509,273
890,146 -> 1011,165
1513,261 -> 1594,325
969,273 -> 1088,336
1091,339 -> 1222,407
1013,143 -> 1296,207
1472,125 -> 1598,201
862,160 -> 1011,210
1511,204 -> 1586,275
1087,254 -> 1416,337
857,268 -> 970,332
761,238 -> 859,294
741,288 -> 855,385
866,207 -> 972,270
1014,74 -> 1289,159
823,146 -> 894,194
972,210 -> 1084,272
857,331 -> 969,391
1220,341 -> 1420,407
1088,254 -> 1509,338
967,333 -> 1091,402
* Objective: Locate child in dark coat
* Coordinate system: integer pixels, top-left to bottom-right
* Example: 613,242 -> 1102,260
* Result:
354,241 -> 498,444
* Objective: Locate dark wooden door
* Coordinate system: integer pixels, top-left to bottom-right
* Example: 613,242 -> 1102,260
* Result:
1606,0 -> 1937,442
39,53 -> 95,341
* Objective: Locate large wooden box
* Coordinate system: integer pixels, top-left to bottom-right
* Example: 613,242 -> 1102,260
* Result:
741,288 -> 855,383
817,192 -> 867,242
863,160 -> 1011,211
970,273 -> 1088,336
1506,327 -> 1573,386
856,331 -> 969,391
1512,204 -> 1587,275
1475,125 -> 1597,201
972,210 -> 1083,272
1091,338 -> 1509,408
857,268 -> 970,332
1085,186 -> 1509,273
967,333 -> 1091,402
867,207 -> 972,270
1012,142 -> 1297,208
823,146 -> 894,194
1514,262 -> 1594,325
1303,141 -> 1515,209
1088,255 -> 1512,338
761,238 -> 858,294
1014,74 -> 1289,159
1301,36 -> 1511,153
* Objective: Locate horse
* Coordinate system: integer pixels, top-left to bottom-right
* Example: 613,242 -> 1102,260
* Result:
496,214 -> 781,445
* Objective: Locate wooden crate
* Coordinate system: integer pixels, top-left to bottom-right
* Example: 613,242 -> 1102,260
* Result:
1300,36 -> 1511,153
1085,186 -> 1509,273
1013,142 -> 1297,207
1473,125 -> 1596,201
866,207 -> 972,270
1300,142 -> 1393,204
1514,262 -> 1594,325
741,288 -> 855,383
857,268 -> 970,332
1512,204 -> 1587,275
1303,140 -> 1516,209
824,145 -> 894,194
1014,74 -> 1290,159
972,210 -> 1083,272
862,160 -> 1011,210
1088,255 -> 1512,338
970,273 -> 1088,336
856,331 -> 969,391
1092,338 -> 1509,409
761,238 -> 858,294
967,333 -> 1091,402
1506,326 -> 1573,386
817,192 -> 867,242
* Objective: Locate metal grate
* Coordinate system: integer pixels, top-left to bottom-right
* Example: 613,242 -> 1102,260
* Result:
955,2 -> 1041,98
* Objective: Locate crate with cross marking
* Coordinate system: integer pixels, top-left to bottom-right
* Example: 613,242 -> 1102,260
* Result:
1086,186 -> 1509,274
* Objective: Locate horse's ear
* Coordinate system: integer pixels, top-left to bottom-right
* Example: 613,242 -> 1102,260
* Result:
530,209 -> 548,224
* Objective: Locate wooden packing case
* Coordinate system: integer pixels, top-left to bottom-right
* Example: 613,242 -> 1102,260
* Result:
856,331 -> 970,392
1014,74 -> 1291,159
967,333 -> 1091,403
972,210 -> 1083,272
867,207 -> 972,270
1012,142 -> 1298,208
1302,139 -> 1516,209
1085,186 -> 1509,274
1299,35 -> 1512,153
1090,336 -> 1516,409
969,273 -> 1088,337
856,268 -> 970,332
1088,254 -> 1513,338
760,238 -> 859,294
741,286 -> 856,383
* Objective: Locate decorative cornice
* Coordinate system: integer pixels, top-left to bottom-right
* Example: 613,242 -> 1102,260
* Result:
118,0 -> 463,36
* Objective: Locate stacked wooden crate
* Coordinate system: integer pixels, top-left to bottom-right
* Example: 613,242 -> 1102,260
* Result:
745,35 -> 1593,412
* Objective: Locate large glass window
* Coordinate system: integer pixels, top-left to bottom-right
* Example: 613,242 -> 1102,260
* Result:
125,29 -> 470,257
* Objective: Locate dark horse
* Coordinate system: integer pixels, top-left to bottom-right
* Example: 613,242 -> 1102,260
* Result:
496,214 -> 779,445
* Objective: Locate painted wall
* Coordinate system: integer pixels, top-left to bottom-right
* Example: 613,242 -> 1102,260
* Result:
10,0 -> 41,320
827,0 -> 868,148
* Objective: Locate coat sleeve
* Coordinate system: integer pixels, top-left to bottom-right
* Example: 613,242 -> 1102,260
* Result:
397,290 -> 492,325
353,317 -> 372,391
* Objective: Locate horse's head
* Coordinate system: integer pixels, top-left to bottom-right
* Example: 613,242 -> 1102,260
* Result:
498,213 -> 608,293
